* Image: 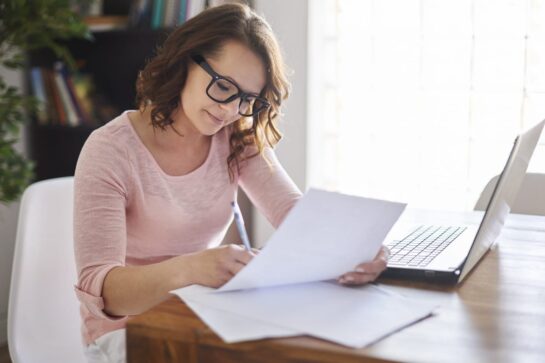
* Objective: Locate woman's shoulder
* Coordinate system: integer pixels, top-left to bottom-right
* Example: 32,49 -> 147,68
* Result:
83,111 -> 146,162
74,112 -> 137,196
88,111 -> 134,145
77,111 -> 137,173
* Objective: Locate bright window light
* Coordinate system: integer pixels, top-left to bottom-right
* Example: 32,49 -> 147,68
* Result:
308,0 -> 545,210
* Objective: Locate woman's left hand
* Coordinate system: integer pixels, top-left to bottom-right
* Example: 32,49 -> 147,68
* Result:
337,246 -> 390,285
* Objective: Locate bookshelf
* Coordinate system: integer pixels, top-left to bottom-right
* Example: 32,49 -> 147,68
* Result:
26,28 -> 169,181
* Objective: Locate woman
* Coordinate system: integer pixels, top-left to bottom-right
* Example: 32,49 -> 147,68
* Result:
74,4 -> 389,362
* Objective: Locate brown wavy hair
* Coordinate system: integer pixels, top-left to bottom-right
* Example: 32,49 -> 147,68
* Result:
136,3 -> 291,181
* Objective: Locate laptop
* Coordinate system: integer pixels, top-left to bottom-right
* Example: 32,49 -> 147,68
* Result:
382,119 -> 545,284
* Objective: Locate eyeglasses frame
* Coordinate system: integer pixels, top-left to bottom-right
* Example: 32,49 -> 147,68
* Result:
191,54 -> 270,117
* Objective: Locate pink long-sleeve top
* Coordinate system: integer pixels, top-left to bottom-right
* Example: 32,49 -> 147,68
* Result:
73,111 -> 302,345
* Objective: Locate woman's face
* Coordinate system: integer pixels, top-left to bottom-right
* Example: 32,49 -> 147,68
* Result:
179,40 -> 267,136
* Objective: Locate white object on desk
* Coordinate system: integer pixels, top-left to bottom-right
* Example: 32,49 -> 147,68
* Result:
181,285 -> 301,343
171,189 -> 439,348
220,188 -> 406,292
175,282 -> 436,348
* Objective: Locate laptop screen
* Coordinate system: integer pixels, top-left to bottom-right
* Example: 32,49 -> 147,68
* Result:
459,119 -> 545,282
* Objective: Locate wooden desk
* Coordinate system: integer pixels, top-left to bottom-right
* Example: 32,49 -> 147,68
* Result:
127,213 -> 545,363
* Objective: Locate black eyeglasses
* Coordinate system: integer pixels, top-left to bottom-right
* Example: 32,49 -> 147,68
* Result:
191,54 -> 270,117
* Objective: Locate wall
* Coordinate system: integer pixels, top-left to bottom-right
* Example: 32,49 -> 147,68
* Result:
252,0 -> 309,246
0,64 -> 26,344
0,202 -> 19,345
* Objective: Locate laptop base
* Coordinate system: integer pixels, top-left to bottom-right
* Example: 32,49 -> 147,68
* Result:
381,267 -> 460,284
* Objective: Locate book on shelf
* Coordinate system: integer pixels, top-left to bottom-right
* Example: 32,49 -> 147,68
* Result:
71,73 -> 97,127
128,0 -> 205,29
163,0 -> 178,28
151,0 -> 165,29
30,68 -> 48,125
177,0 -> 187,24
56,62 -> 92,126
29,64 -> 118,127
38,68 -> 56,123
53,62 -> 79,126
43,68 -> 67,125
129,0 -> 153,28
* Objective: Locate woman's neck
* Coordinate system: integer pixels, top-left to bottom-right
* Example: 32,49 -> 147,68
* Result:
142,107 -> 210,152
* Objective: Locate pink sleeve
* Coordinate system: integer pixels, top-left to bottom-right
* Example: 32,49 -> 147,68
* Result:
73,131 -> 132,320
238,147 -> 302,228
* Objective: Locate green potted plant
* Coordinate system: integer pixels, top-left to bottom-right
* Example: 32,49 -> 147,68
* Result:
0,0 -> 90,203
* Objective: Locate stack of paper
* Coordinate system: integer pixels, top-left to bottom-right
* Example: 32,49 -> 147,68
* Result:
172,189 -> 438,348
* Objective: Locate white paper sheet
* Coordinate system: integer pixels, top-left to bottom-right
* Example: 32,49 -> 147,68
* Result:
170,189 -> 430,348
174,282 -> 437,348
183,300 -> 301,343
180,285 -> 302,343
220,189 -> 406,292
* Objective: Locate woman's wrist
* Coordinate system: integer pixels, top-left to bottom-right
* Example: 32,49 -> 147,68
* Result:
168,253 -> 199,290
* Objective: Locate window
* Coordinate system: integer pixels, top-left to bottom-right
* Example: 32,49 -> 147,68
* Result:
308,0 -> 545,209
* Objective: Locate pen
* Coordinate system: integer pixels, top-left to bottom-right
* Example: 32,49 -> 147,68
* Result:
231,200 -> 252,251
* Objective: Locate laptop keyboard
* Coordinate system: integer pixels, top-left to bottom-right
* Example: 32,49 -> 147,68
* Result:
386,225 -> 467,268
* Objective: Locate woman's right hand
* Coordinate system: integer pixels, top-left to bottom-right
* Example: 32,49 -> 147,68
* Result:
188,244 -> 256,288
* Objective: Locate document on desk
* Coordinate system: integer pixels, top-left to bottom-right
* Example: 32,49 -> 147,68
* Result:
181,285 -> 302,343
175,282 -> 436,348
171,189 -> 437,348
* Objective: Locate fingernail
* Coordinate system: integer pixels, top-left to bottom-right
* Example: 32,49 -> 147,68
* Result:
355,267 -> 365,273
345,275 -> 354,282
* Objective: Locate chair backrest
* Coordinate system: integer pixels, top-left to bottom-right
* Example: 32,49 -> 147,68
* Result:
475,173 -> 545,216
8,177 -> 86,363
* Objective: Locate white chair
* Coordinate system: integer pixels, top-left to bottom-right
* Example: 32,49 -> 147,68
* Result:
8,177 -> 86,363
475,173 -> 545,216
